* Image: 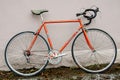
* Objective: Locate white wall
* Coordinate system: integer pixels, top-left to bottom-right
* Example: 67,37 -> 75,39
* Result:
0,0 -> 120,69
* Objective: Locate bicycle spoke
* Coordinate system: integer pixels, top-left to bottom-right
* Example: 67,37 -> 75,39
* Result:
72,28 -> 117,73
5,31 -> 50,76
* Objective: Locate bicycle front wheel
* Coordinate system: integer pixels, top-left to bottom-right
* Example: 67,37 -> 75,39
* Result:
72,28 -> 117,73
5,31 -> 50,76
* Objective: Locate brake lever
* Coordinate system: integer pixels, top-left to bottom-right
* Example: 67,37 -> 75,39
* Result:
95,7 -> 99,13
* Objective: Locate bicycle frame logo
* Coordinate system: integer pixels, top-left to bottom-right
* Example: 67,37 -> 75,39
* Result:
27,19 -> 94,53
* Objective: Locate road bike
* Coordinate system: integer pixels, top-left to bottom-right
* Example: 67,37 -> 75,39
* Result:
4,7 -> 117,76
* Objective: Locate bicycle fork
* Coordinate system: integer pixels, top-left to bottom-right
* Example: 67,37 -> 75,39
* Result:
82,28 -> 95,52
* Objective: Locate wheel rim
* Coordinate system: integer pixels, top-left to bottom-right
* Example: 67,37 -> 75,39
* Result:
72,29 -> 117,73
5,31 -> 50,76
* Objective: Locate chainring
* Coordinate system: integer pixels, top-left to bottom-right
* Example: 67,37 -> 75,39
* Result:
49,50 -> 62,65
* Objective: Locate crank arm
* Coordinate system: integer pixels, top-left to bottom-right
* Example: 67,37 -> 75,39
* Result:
55,53 -> 69,58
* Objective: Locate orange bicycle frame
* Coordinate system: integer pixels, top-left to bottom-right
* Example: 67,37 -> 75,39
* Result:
27,19 -> 94,53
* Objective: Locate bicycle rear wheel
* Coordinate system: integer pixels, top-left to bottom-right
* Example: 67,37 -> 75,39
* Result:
5,31 -> 50,76
72,28 -> 117,73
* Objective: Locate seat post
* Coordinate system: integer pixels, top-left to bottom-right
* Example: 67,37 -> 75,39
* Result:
40,14 -> 44,23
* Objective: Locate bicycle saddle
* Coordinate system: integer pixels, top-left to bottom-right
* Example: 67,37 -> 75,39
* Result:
31,9 -> 48,15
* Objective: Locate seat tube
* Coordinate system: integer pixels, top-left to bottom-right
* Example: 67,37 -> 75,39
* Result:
40,14 -> 44,23
44,24 -> 53,49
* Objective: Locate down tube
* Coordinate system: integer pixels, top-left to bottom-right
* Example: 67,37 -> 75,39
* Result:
59,20 -> 82,52
59,28 -> 80,52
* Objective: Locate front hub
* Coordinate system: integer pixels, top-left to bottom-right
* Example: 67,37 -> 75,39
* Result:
24,50 -> 31,63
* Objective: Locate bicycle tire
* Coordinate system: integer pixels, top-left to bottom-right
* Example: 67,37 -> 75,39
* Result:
71,28 -> 117,73
5,31 -> 50,76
